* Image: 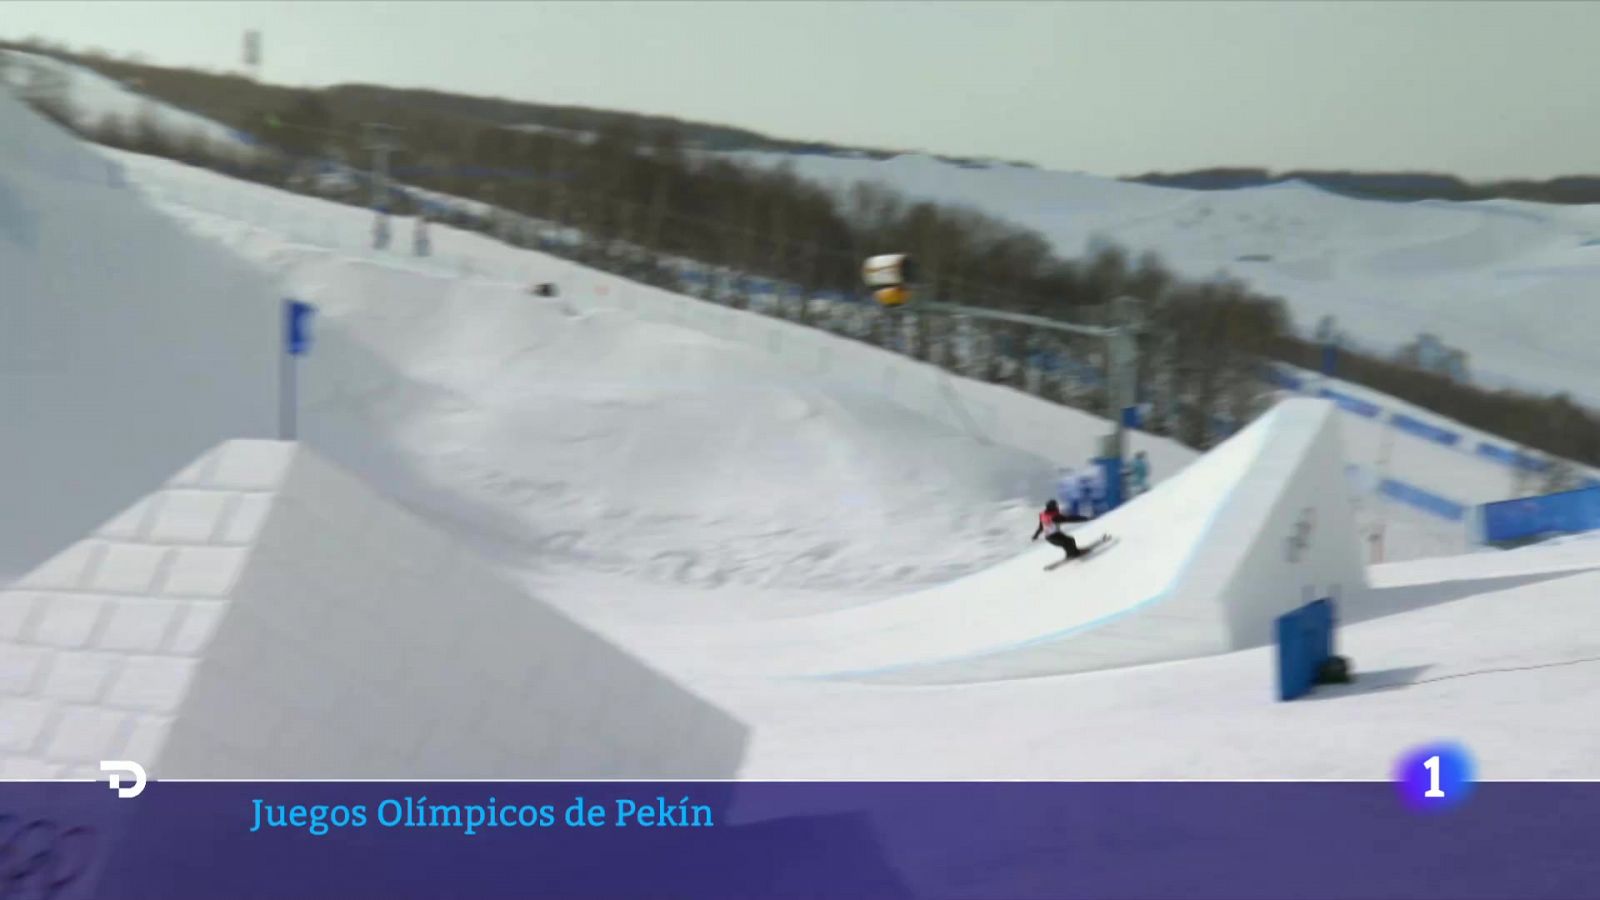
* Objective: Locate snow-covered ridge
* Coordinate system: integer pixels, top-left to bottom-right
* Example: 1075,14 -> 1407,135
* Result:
15,44 -> 1600,407
729,149 -> 1600,405
1,49 -> 256,153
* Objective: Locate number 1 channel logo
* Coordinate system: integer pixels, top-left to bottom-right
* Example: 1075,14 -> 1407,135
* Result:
1394,742 -> 1475,811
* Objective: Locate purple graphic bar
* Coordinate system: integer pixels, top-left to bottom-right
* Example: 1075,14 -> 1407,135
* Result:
5,780 -> 1597,899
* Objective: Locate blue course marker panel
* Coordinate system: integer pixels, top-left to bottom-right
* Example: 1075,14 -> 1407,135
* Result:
1276,598 -> 1335,701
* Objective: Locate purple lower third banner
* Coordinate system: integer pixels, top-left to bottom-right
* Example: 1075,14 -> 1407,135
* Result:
6,780 -> 1599,899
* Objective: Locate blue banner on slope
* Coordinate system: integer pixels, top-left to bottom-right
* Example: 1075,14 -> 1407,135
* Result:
1475,441 -> 1553,473
1378,477 -> 1467,521
11,780 -> 1600,899
1388,412 -> 1461,447
1317,387 -> 1382,419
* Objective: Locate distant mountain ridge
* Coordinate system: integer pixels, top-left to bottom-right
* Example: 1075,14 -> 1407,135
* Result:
1131,167 -> 1600,205
0,41 -> 1033,170
12,40 -> 1592,203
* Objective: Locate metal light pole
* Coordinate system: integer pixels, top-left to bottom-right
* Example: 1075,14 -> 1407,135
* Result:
916,295 -> 1144,510
243,30 -> 262,82
281,299 -> 316,440
362,123 -> 401,249
1107,294 -> 1145,462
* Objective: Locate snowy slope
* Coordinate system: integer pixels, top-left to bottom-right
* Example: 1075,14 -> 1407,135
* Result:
6,46 -> 1585,501
0,50 -> 255,153
730,151 -> 1600,405
101,143 -> 1532,565
103,159 -> 1087,600
718,564 -> 1600,780
91,144 -> 1211,602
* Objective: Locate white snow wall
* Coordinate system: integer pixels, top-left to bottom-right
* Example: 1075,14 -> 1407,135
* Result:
0,91 -> 278,580
0,440 -> 747,779
1172,399 -> 1367,647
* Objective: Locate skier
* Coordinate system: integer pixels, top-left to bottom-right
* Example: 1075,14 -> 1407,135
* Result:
1129,451 -> 1151,496
1032,499 -> 1088,560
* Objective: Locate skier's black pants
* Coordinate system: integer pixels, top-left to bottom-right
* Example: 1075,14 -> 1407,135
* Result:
1046,533 -> 1081,558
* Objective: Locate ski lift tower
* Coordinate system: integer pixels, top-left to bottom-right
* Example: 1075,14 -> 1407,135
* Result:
904,290 -> 1144,509
242,30 -> 263,82
1107,294 -> 1145,462
856,257 -> 1143,487
362,122 -> 402,249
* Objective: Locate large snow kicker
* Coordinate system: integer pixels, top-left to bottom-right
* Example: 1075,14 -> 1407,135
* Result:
0,440 -> 746,779
704,397 -> 1367,684
0,90 -> 278,582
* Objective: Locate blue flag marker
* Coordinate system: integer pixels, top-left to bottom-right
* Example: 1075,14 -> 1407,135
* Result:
286,299 -> 316,356
281,299 -> 317,439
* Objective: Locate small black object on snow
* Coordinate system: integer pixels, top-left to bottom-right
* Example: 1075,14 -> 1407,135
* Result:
1314,655 -> 1354,685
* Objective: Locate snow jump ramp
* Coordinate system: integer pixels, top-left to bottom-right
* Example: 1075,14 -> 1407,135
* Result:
0,440 -> 746,779
0,91 -> 279,582
758,397 -> 1367,684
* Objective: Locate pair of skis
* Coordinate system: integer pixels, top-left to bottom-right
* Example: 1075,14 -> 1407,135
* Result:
1044,534 -> 1117,571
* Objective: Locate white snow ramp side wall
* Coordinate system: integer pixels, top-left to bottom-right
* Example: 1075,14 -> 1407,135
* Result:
0,441 -> 745,779
775,398 -> 1365,684
0,90 -> 278,581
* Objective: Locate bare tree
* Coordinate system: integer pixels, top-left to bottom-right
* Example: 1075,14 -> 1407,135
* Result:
1542,457 -> 1585,495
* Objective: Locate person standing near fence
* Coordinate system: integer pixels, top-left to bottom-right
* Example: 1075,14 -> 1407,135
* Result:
1130,451 -> 1151,496
1056,467 -> 1081,517
1077,467 -> 1104,518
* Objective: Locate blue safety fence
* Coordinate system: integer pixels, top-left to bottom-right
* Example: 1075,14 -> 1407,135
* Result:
1026,350 -> 1089,379
390,164 -> 578,183
1265,365 -> 1595,484
1388,412 -> 1461,448
1481,484 -> 1600,544
1316,387 -> 1382,419
1474,442 -> 1552,473
1262,367 -> 1308,392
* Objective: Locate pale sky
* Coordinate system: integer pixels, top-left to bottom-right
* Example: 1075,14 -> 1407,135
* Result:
5,1 -> 1597,180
